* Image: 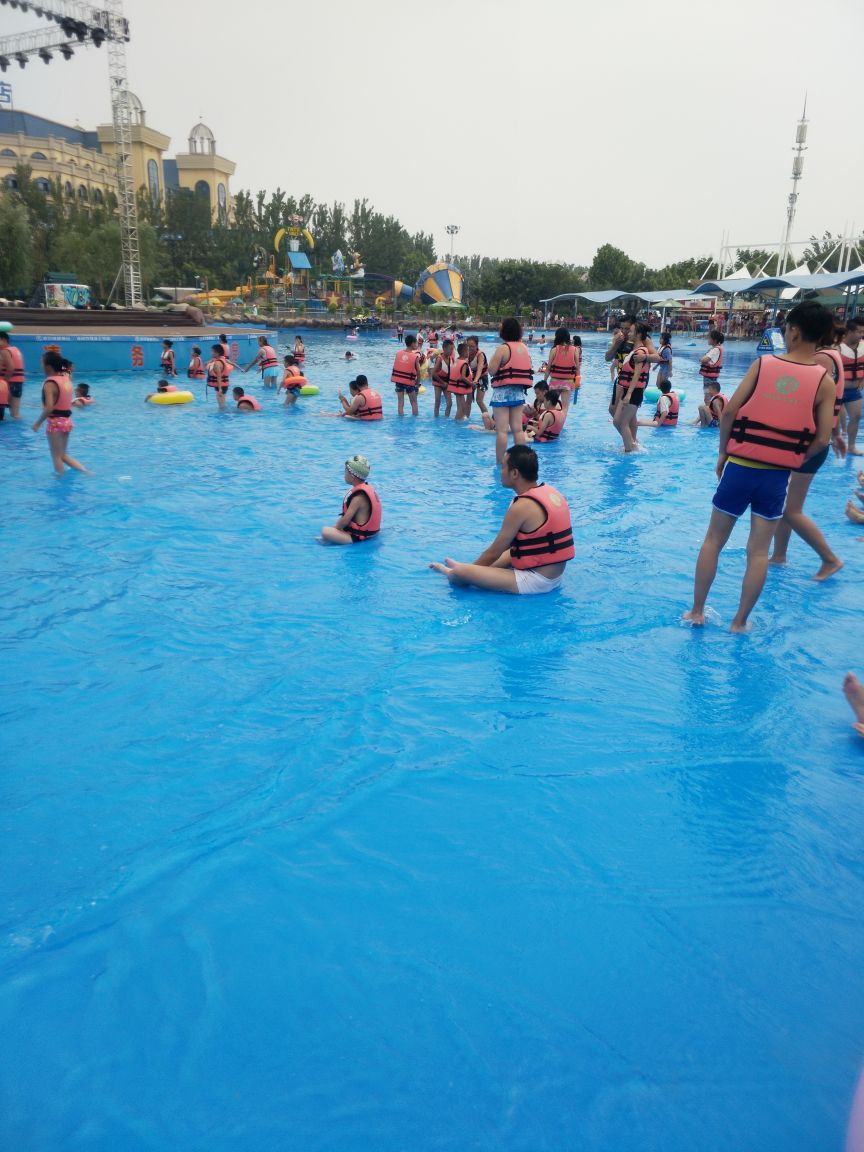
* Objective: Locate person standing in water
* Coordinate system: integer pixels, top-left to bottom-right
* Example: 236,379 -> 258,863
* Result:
684,301 -> 836,632
430,338 -> 454,418
32,350 -> 89,474
321,454 -> 382,544
768,323 -> 846,580
245,335 -> 281,387
613,323 -> 657,452
293,334 -> 306,363
160,340 -> 177,377
699,329 -> 725,391
206,344 -> 232,410
544,327 -> 579,413
429,445 -> 574,594
391,333 -> 422,417
487,317 -> 533,465
0,331 -> 25,420
839,316 -> 864,455
466,335 -> 490,421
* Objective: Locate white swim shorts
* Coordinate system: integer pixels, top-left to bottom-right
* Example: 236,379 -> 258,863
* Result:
513,568 -> 563,595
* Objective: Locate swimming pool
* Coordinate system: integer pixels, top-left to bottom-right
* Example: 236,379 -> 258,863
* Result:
2,331 -> 863,1151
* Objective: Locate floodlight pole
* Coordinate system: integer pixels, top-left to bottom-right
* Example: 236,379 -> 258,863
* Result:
780,98 -> 808,277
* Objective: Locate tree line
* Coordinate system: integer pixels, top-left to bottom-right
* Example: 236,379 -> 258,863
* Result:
0,167 -> 855,310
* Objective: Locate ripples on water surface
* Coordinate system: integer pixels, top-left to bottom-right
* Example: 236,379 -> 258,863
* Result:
1,331 -> 863,1151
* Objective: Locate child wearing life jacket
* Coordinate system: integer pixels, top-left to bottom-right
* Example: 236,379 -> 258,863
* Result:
431,338 -> 455,418
279,354 -> 306,407
321,454 -> 382,545
232,386 -> 261,411
699,329 -> 724,388
144,379 -> 177,401
72,383 -> 93,407
523,381 -> 549,430
337,375 -> 383,420
638,379 -> 680,428
693,381 -> 726,427
529,389 -> 566,442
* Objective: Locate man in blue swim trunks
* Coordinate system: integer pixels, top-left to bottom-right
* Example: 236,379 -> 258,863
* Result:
684,301 -> 836,633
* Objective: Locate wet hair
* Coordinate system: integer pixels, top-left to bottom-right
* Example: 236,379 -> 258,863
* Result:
354,374 -> 368,389
635,323 -> 652,341
705,382 -> 721,393
504,444 -> 539,481
846,315 -> 863,332
405,335 -> 417,347
232,386 -> 244,397
546,388 -> 562,406
553,327 -> 571,347
219,333 -> 228,342
785,301 -> 834,345
192,345 -> 201,355
456,341 -> 468,357
658,380 -> 672,394
157,379 -> 170,391
620,314 -> 636,326
163,339 -> 173,347
43,350 -> 64,372
442,339 -> 455,351
76,383 -> 90,396
534,380 -> 549,393
466,334 -> 479,346
284,354 -> 296,365
258,335 -> 267,345
660,330 -> 672,347
499,317 -> 523,342
0,332 -> 9,343
709,329 -> 725,344
572,334 -> 582,347
211,344 -> 224,356
59,358 -> 74,373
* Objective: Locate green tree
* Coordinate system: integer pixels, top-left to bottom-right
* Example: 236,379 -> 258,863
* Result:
0,192 -> 33,293
587,244 -> 646,291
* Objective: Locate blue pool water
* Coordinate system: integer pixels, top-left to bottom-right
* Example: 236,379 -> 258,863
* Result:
2,331 -> 863,1151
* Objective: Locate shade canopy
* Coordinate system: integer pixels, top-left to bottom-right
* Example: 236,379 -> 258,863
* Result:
287,252 -> 312,271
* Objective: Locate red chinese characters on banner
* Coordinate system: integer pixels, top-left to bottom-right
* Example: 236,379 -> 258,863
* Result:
131,345 -> 144,368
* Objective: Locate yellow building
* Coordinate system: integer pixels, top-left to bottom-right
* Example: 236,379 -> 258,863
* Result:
0,94 -> 234,220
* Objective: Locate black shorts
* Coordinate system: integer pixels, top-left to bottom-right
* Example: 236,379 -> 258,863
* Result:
208,385 -> 228,395
9,383 -> 23,399
795,445 -> 830,475
394,383 -> 418,394
622,388 -> 644,408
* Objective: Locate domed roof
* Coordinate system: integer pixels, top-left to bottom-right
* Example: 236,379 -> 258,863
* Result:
117,89 -> 145,125
188,122 -> 215,154
189,122 -> 214,142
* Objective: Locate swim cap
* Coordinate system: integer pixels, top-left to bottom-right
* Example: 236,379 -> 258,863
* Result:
345,454 -> 370,480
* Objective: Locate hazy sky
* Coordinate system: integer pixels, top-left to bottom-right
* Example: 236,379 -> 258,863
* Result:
3,0 -> 861,268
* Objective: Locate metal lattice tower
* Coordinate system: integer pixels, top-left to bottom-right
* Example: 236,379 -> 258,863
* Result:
779,98 -> 808,277
104,1 -> 141,306
0,0 -> 141,306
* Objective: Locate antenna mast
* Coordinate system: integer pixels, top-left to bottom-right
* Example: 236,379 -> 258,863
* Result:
780,98 -> 808,276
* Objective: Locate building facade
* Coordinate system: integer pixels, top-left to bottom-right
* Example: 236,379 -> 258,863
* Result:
0,94 -> 235,220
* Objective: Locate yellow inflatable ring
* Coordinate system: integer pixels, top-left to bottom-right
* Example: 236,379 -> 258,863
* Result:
148,390 -> 194,405
299,384 -> 319,396
418,385 -> 426,394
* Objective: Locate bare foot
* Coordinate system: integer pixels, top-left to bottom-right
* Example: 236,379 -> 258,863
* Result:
846,501 -> 864,524
813,558 -> 843,581
429,558 -> 466,585
850,447 -> 864,456
729,618 -> 753,634
768,554 -> 787,566
842,673 -> 864,733
682,609 -> 705,626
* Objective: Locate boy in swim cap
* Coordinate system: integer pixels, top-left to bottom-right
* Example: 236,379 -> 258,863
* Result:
429,445 -> 574,594
321,455 -> 382,545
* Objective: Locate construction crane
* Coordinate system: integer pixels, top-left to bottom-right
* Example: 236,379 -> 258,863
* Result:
0,0 -> 142,307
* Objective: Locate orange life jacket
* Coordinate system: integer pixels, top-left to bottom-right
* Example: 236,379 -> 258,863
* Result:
160,349 -> 176,373
433,355 -> 451,387
160,384 -> 179,393
840,342 -> 863,385
548,344 -> 577,383
700,345 -> 724,380
237,393 -> 261,410
727,355 -> 824,468
0,378 -> 8,406
391,349 -> 420,387
188,356 -> 205,379
5,345 -> 24,384
206,358 -> 233,385
448,356 -> 471,394
44,374 -> 74,415
492,341 -> 533,388
343,482 -> 382,539
534,407 -> 566,442
509,484 -> 575,569
259,345 -> 279,371
657,391 -> 680,426
356,387 -> 383,420
816,346 -> 845,419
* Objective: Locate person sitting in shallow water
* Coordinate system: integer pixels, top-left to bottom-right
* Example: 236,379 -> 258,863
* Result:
321,454 -> 382,545
429,445 -> 574,595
